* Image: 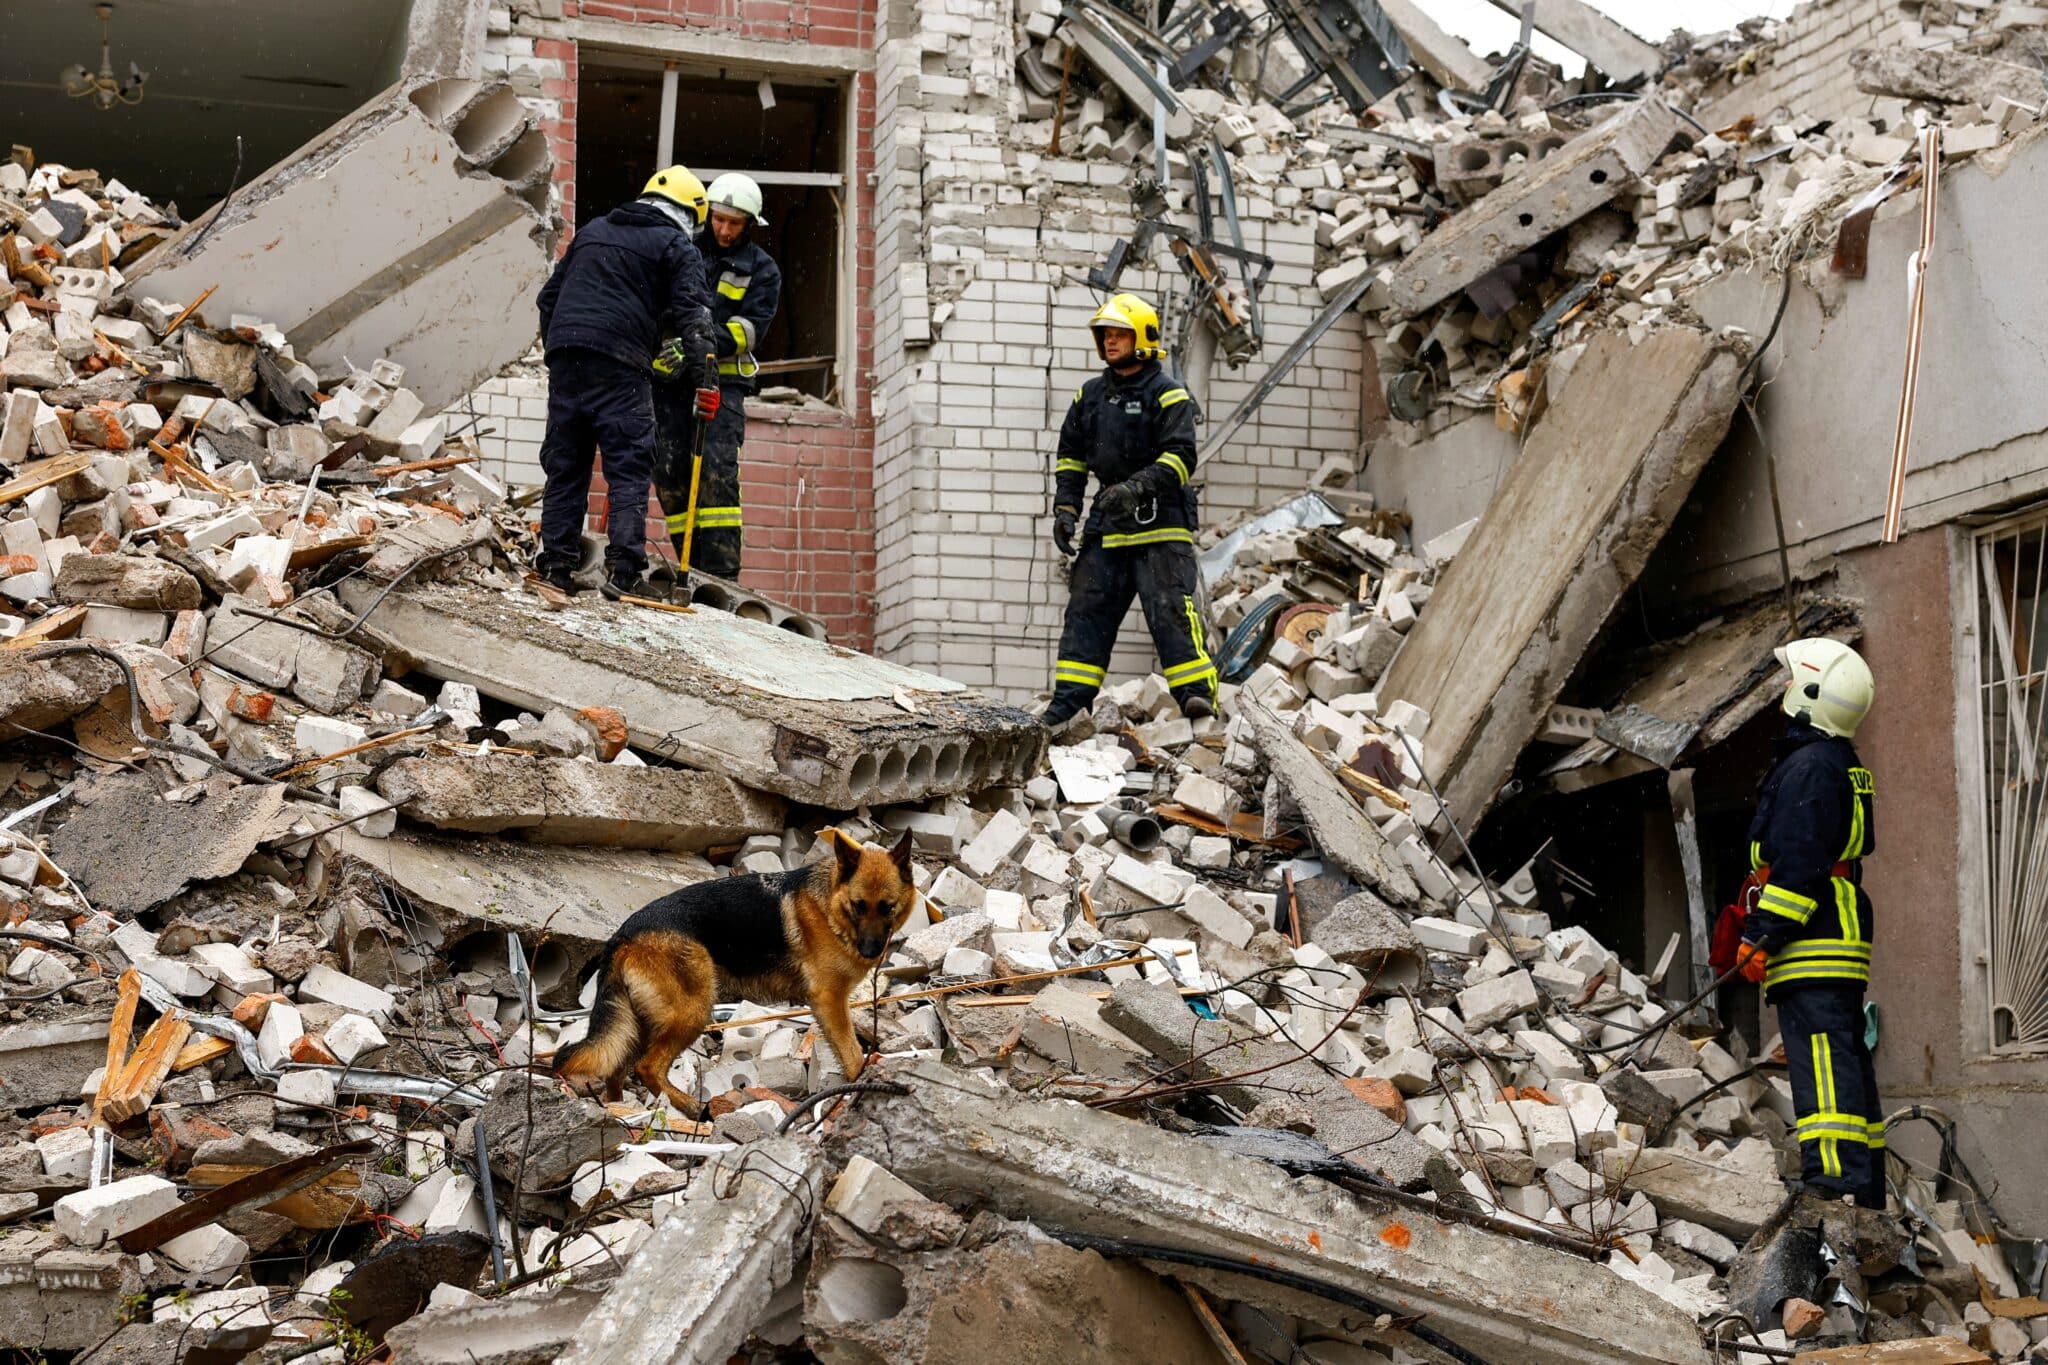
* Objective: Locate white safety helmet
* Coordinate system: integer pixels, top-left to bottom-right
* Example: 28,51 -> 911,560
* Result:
706,173 -> 768,226
1774,637 -> 1874,739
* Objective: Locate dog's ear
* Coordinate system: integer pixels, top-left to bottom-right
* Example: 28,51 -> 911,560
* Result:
831,828 -> 865,883
889,828 -> 914,875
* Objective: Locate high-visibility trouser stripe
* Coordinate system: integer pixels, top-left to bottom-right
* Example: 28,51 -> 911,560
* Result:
1158,387 -> 1191,408
1056,459 -> 1088,475
1165,597 -> 1217,697
690,507 -> 743,529
1796,1112 -> 1875,1145
1836,877 -> 1861,941
1867,1116 -> 1888,1150
1767,941 -> 1872,988
1156,452 -> 1191,485
1055,660 -> 1107,689
1758,885 -> 1817,923
1814,1035 -> 1840,1177
1100,528 -> 1193,548
1164,657 -> 1215,686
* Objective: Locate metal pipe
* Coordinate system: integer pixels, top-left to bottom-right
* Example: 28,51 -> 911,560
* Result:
1096,803 -> 1162,852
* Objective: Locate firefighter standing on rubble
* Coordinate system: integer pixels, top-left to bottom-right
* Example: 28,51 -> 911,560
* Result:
1736,638 -> 1885,1208
653,173 -> 783,580
1041,293 -> 1217,731
533,166 -> 719,600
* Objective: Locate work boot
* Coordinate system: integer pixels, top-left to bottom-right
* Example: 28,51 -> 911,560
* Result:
533,557 -> 578,595
1039,701 -> 1080,734
1181,694 -> 1215,721
599,565 -> 651,602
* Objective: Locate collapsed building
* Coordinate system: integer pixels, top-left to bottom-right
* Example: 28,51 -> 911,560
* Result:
3,0 -> 2048,1359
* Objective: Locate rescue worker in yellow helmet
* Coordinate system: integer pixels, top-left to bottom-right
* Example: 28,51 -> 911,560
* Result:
534,166 -> 718,599
1042,293 -> 1215,731
653,172 -> 782,579
1737,638 -> 1884,1207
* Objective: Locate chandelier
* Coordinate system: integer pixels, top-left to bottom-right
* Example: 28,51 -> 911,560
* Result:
60,5 -> 147,111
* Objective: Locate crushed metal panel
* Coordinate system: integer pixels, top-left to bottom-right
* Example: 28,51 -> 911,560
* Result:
1593,598 -> 1861,767
123,80 -> 554,412
336,581 -> 1045,808
1378,326 -> 1744,830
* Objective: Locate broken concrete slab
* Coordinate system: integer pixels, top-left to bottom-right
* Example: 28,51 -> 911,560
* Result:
1849,46 -> 2048,110
1597,1145 -> 1787,1241
805,1217 -> 1226,1365
1241,696 -> 1418,904
557,1136 -> 823,1365
835,1059 -> 1712,1365
0,1015 -> 117,1110
475,1072 -> 629,1197
339,580 -> 1045,808
0,1229 -> 145,1352
1379,326 -> 1743,829
376,754 -> 787,851
1307,891 -> 1424,988
335,826 -> 709,1003
52,554 -> 202,612
50,772 -> 291,917
384,1287 -> 605,1364
0,649 -> 123,734
1386,98 -> 1684,318
1377,0 -> 1493,91
1485,0 -> 1663,85
124,80 -> 555,411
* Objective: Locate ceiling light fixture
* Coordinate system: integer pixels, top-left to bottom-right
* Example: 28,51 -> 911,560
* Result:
60,5 -> 147,111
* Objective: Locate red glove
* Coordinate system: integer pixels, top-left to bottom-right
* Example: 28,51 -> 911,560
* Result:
1736,942 -> 1769,984
694,387 -> 721,420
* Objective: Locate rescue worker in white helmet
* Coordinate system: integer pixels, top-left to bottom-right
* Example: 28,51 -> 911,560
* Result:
1737,637 -> 1884,1207
653,172 -> 782,580
1041,293 -> 1216,731
534,165 -> 718,599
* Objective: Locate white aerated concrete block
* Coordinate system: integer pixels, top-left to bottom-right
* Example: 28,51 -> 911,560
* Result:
54,1174 -> 182,1247
960,808 -> 1030,879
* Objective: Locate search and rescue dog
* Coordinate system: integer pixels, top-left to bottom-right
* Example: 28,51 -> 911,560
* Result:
555,829 -> 917,1114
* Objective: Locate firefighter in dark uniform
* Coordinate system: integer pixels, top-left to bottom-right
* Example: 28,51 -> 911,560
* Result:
654,173 -> 782,580
535,165 -> 718,599
1041,293 -> 1217,731
1737,638 -> 1884,1207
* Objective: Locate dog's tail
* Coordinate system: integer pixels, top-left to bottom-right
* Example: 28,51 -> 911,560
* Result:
554,954 -> 640,1086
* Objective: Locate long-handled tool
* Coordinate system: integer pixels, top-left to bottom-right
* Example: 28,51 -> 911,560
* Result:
671,349 -> 717,598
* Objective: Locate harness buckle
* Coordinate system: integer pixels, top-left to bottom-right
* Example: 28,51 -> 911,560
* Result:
1135,497 -> 1159,526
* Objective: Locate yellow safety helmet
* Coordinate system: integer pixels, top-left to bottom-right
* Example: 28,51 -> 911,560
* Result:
1775,637 -> 1874,738
642,165 -> 709,224
1090,292 -> 1166,361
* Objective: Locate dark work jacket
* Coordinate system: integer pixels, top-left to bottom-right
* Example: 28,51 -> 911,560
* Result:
1745,718 -> 1877,997
538,201 -> 715,371
1054,359 -> 1201,549
701,235 -> 782,394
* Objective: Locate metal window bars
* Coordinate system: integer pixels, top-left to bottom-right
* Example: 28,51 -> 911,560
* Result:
1972,510 -> 2048,1049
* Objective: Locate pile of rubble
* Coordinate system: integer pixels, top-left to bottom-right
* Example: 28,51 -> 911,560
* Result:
1004,0 -> 2044,432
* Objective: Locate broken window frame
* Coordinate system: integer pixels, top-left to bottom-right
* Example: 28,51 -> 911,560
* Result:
1964,508 -> 2048,1054
580,45 -> 859,409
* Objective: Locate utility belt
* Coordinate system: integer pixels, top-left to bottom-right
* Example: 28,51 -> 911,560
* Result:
1087,490 -> 1194,550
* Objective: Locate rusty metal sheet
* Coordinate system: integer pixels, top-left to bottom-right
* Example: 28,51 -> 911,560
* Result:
120,1138 -> 375,1251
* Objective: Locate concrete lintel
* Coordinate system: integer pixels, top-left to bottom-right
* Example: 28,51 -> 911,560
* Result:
1379,326 -> 1743,831
1485,0 -> 1662,85
377,754 -> 787,850
544,14 -> 874,75
124,80 -> 555,412
1385,98 -> 1684,319
1378,0 -> 1494,92
339,582 -> 1045,808
832,1059 -> 1712,1365
1241,696 -> 1419,904
557,1136 -> 824,1365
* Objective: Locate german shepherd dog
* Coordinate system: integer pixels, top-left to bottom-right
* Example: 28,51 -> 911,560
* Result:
555,828 -> 917,1112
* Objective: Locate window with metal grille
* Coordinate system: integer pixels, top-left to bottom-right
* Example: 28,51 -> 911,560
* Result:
1970,511 -> 2048,1050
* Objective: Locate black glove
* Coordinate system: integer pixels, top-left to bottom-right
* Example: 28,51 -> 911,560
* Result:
1097,480 -> 1142,527
1053,507 -> 1078,557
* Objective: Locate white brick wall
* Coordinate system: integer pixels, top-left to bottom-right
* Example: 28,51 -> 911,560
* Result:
1694,0 -> 1912,128
461,366 -> 549,488
870,0 -> 1369,704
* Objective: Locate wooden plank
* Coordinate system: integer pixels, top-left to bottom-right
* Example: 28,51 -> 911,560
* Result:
1378,328 -> 1742,830
1793,1341 -> 1991,1364
0,454 -> 91,509
91,969 -> 142,1127
185,1162 -> 372,1229
100,1012 -> 191,1123
171,1036 -> 234,1072
2,604 -> 89,651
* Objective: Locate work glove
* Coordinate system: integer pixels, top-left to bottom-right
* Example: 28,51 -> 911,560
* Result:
694,387 -> 721,420
1052,506 -> 1078,557
653,339 -> 691,381
1735,941 -> 1770,985
1097,480 -> 1142,528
